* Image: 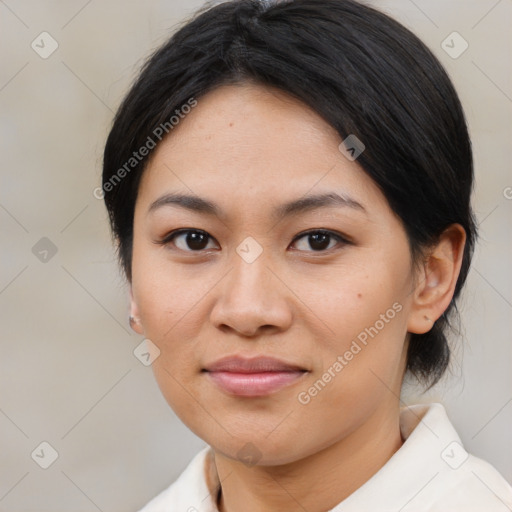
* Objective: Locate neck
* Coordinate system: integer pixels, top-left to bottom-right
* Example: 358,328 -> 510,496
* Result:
214,401 -> 403,512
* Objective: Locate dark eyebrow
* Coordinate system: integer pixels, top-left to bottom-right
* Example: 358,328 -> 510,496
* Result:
148,192 -> 366,219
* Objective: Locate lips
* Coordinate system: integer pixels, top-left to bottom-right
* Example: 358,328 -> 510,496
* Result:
203,356 -> 308,397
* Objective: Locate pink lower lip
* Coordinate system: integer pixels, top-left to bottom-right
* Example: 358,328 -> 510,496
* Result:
206,371 -> 306,396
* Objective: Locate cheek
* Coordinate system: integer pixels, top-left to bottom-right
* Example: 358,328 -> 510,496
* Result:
131,242 -> 199,333
132,261 -> 206,414
295,257 -> 411,398
295,257 -> 408,348
292,283 -> 408,445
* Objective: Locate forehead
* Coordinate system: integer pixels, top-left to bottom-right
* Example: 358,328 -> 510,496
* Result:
136,83 -> 389,219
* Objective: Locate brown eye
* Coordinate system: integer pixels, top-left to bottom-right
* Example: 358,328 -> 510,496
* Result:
157,228 -> 349,254
161,229 -> 218,252
291,230 -> 348,252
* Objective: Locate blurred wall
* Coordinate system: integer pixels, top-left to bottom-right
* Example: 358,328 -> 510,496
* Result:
1,1 -> 510,510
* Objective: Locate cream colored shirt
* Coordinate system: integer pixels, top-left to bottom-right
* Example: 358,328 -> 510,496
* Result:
138,403 -> 512,511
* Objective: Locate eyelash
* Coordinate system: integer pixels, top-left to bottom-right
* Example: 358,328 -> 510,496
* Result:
156,228 -> 351,254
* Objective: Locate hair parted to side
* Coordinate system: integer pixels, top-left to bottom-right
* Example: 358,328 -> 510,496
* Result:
102,0 -> 477,389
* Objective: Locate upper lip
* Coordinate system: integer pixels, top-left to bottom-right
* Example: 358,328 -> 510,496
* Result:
203,355 -> 307,373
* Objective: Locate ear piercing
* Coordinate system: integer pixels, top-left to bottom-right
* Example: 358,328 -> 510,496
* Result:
129,316 -> 139,330
424,315 -> 433,322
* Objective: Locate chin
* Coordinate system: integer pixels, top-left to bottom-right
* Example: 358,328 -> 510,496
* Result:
199,426 -> 316,467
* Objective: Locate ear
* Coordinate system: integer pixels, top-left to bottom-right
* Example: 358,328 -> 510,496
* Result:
407,224 -> 466,334
129,286 -> 144,335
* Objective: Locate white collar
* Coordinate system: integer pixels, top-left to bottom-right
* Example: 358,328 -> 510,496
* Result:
199,403 -> 453,510
140,403 -> 512,511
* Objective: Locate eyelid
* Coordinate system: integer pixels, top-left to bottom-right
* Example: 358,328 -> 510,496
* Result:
155,228 -> 218,248
155,228 -> 351,252
291,228 -> 351,246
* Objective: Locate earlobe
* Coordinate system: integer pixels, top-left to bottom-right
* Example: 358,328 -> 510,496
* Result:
129,287 -> 144,335
407,224 -> 466,334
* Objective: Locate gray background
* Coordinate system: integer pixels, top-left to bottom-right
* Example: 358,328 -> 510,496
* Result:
1,0 -> 511,511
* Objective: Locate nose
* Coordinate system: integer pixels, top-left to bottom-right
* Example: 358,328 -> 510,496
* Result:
209,250 -> 293,338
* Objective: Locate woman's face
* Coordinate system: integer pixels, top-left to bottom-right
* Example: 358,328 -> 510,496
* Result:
130,83 -> 419,465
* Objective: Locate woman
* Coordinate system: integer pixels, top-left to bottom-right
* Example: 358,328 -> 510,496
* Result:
102,0 -> 512,510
